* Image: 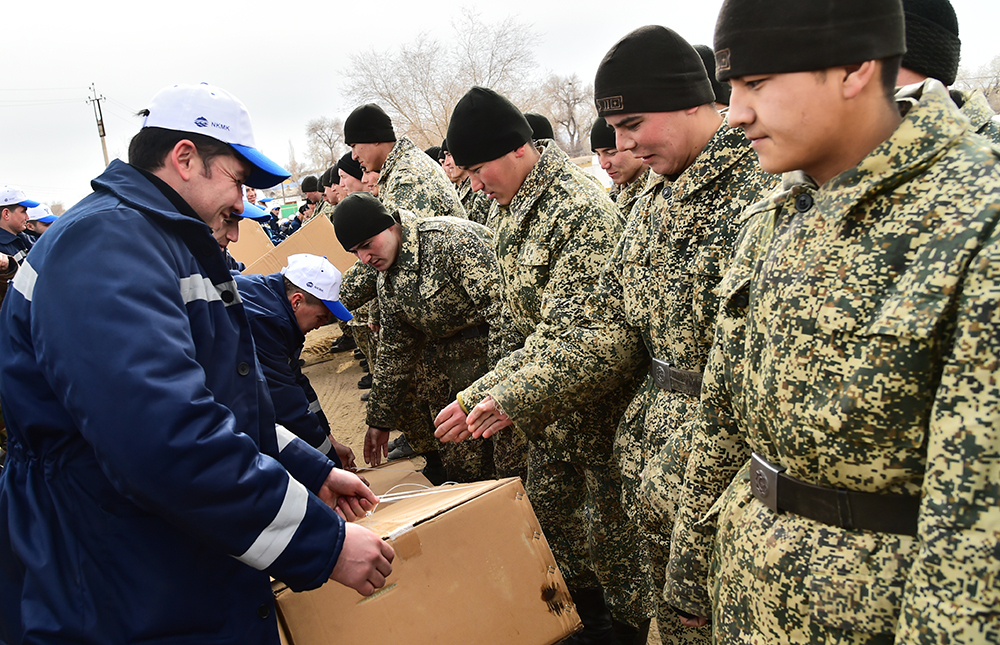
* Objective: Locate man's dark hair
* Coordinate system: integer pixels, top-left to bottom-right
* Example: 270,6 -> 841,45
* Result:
282,276 -> 323,307
128,118 -> 235,174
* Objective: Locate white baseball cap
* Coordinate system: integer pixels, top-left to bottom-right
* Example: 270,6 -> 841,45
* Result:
26,204 -> 58,224
141,83 -> 290,189
0,186 -> 40,209
280,253 -> 353,322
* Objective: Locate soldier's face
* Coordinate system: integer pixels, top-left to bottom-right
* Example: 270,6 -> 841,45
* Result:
351,225 -> 400,272
351,143 -> 385,174
442,152 -> 466,183
595,147 -> 645,186
728,71 -> 844,182
465,151 -> 522,207
606,109 -> 701,177
340,170 -> 366,195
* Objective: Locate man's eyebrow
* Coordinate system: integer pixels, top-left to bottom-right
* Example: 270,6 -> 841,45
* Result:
609,115 -> 641,128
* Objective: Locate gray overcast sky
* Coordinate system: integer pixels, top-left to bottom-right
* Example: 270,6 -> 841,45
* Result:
3,0 -> 998,209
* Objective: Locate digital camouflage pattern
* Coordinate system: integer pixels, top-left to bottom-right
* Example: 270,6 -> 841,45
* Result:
957,88 -> 1000,146
455,177 -> 493,227
667,80 -> 1000,644
457,141 -> 651,626
339,134 -> 470,358
592,122 -> 775,644
610,166 -> 652,224
315,199 -> 335,223
365,212 -> 525,479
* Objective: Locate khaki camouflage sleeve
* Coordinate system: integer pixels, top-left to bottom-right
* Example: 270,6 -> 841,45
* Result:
896,225 -> 1000,644
338,260 -> 377,312
364,309 -> 425,430
483,212 -> 647,439
666,221 -> 761,617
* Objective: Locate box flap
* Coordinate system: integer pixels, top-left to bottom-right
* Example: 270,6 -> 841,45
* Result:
359,479 -> 509,538
357,458 -> 432,498
243,215 -> 357,276
228,217 -> 274,267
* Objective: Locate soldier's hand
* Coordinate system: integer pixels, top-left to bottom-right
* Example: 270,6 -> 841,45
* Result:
318,468 -> 378,521
434,400 -> 472,443
330,522 -> 394,596
364,426 -> 390,466
467,395 -> 513,439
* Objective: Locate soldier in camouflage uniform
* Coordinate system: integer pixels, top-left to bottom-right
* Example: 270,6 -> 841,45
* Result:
338,104 -> 467,414
441,139 -> 492,226
591,26 -> 776,645
434,87 -> 650,643
589,116 -> 650,223
332,192 -> 525,481
895,0 -> 1000,145
668,1 -> 1000,642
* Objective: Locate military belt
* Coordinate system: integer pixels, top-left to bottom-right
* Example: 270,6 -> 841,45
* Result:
650,358 -> 703,397
446,322 -> 489,342
750,453 -> 920,536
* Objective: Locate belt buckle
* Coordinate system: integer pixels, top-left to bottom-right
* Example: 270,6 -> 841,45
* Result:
750,453 -> 785,513
651,358 -> 672,391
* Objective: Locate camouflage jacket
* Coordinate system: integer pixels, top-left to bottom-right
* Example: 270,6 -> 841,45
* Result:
957,88 -> 1000,145
668,80 -> 1000,643
609,123 -> 775,508
456,177 -> 492,227
340,135 -> 466,313
315,200 -> 335,223
610,166 -> 651,223
365,212 -> 519,429
457,142 -> 646,464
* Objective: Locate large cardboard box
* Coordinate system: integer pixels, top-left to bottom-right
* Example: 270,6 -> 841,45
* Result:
244,215 -> 357,276
358,457 -> 433,497
273,478 -> 580,645
228,217 -> 275,267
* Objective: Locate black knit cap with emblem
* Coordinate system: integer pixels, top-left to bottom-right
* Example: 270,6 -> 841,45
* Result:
594,25 -> 714,118
901,0 -> 961,86
713,0 -> 906,82
331,192 -> 397,251
344,103 -> 396,145
446,87 -> 533,167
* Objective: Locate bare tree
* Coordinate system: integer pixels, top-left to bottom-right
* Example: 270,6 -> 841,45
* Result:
306,116 -> 347,170
344,9 -> 540,149
50,202 -> 65,216
536,74 -> 596,157
285,141 -> 306,190
955,53 -> 1000,111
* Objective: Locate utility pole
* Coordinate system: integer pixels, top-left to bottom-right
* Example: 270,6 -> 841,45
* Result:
87,84 -> 110,167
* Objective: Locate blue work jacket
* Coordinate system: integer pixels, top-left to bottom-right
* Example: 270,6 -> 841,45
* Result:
0,161 -> 344,644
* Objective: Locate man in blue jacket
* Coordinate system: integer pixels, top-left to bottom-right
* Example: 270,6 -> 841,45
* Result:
236,254 -> 357,468
0,82 -> 394,645
0,186 -> 39,266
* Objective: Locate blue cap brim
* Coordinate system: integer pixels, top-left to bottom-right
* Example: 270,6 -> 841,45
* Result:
31,215 -> 58,224
237,200 -> 271,220
322,299 -> 353,322
231,143 -> 292,189
18,199 -> 40,208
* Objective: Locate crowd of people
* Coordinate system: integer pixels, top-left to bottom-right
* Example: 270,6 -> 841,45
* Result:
1,0 -> 999,643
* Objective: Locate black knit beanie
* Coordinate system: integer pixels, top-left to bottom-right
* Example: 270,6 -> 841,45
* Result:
425,145 -> 443,162
694,44 -> 732,105
344,104 -> 396,145
714,0 -> 906,81
524,113 -> 554,140
590,117 -> 617,151
332,192 -> 397,251
321,165 -> 338,189
440,138 -> 449,153
300,175 -> 320,192
337,152 -> 363,181
447,87 -> 533,167
595,25 -> 714,117
901,0 -> 961,86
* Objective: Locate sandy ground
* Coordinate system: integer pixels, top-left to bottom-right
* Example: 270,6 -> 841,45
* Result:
300,325 -> 664,645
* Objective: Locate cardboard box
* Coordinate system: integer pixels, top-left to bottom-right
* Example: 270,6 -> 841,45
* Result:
358,457 -> 433,498
244,215 -> 357,277
273,478 -> 581,645
228,217 -> 275,267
